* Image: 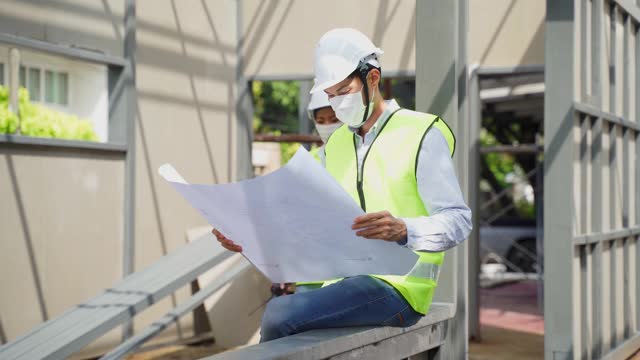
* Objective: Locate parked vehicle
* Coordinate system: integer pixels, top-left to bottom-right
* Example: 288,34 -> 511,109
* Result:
480,218 -> 540,273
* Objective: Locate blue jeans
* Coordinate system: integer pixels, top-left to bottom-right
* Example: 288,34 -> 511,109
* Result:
260,275 -> 423,342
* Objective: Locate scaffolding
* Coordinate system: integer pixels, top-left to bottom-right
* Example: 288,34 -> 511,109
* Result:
545,0 -> 640,358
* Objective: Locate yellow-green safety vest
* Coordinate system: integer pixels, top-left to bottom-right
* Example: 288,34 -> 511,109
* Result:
296,145 -> 326,287
309,146 -> 322,162
323,108 -> 455,315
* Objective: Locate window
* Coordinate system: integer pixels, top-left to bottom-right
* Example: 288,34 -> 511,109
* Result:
19,65 -> 68,105
20,65 -> 42,101
19,65 -> 25,88
28,68 -> 41,101
45,70 -> 68,105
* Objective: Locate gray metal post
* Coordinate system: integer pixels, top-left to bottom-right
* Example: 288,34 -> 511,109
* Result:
467,67 -> 481,340
535,135 -> 544,314
636,9 -> 640,332
122,0 -> 137,340
544,0 -> 575,358
8,47 -> 20,130
235,0 -> 254,180
416,0 -> 469,358
298,80 -> 312,149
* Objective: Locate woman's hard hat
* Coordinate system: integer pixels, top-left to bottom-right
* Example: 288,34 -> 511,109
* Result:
307,91 -> 331,120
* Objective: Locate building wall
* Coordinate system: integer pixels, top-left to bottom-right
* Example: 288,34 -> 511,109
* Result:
0,0 -> 251,355
241,0 -> 545,80
468,0 -> 545,67
0,146 -> 125,349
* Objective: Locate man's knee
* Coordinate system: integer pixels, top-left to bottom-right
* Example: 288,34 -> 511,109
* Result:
260,296 -> 297,342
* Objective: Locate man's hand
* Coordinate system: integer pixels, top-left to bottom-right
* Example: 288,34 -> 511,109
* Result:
212,228 -> 243,252
352,210 -> 407,242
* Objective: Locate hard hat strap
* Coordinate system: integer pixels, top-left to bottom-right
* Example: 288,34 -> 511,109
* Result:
357,64 -> 373,126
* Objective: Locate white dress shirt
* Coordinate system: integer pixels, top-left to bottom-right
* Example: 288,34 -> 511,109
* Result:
321,100 -> 472,252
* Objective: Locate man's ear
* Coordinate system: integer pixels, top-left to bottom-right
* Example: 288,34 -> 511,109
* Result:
367,68 -> 381,91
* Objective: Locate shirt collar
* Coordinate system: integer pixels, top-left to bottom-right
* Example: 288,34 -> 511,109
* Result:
348,99 -> 401,137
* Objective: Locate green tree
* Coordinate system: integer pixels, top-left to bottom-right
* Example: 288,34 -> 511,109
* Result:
252,80 -> 299,134
252,80 -> 301,164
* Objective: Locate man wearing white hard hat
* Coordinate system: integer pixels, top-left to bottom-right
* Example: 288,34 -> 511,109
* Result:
214,28 -> 471,342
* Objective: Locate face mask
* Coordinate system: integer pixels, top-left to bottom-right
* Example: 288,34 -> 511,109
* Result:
329,84 -> 375,128
315,122 -> 342,143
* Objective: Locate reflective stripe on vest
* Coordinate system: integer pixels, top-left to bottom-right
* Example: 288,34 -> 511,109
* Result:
324,108 -> 455,314
309,146 -> 322,162
407,261 -> 440,282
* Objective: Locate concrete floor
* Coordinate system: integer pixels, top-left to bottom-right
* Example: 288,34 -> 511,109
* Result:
470,280 -> 544,360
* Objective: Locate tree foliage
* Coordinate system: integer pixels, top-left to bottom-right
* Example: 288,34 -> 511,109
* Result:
0,85 -> 98,141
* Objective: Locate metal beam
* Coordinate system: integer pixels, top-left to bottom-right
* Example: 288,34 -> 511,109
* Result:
100,260 -> 251,360
601,332 -> 640,360
467,67 -> 481,340
298,80 -> 312,136
475,64 -> 545,77
479,144 -> 543,154
0,135 -> 126,153
235,0 -> 254,180
7,48 -> 19,119
416,0 -> 468,358
614,0 -> 640,22
297,80 -> 312,150
253,134 -> 321,144
573,226 -> 640,245
246,70 -> 419,83
122,0 -> 137,340
0,32 -> 126,67
544,0 -> 576,359
574,101 -> 640,131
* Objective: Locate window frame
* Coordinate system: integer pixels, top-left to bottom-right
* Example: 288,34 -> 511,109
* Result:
19,62 -> 71,108
0,61 -> 5,86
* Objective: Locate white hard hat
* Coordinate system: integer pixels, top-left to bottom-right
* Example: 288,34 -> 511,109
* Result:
310,28 -> 383,94
307,91 -> 331,121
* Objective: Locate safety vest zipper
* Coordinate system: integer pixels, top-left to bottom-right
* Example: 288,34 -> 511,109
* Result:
353,135 -> 367,211
352,109 -> 402,212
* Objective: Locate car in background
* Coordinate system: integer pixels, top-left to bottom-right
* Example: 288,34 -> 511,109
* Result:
479,218 -> 540,273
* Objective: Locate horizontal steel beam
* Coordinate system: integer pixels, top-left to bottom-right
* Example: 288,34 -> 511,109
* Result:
573,226 -> 640,245
480,144 -> 543,154
247,66 -> 547,83
614,0 -> 640,23
574,102 -> 640,132
0,32 -> 126,67
0,135 -> 127,153
476,64 -> 545,77
101,260 -> 251,360
602,332 -> 640,360
253,134 -> 322,144
248,70 -> 417,83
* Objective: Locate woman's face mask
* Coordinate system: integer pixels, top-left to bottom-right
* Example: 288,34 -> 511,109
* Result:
315,122 -> 342,143
328,81 -> 375,128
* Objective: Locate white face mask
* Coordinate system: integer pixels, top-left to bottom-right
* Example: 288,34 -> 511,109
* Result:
315,122 -> 342,143
329,84 -> 375,128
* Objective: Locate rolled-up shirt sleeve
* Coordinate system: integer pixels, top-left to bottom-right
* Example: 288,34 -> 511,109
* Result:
399,127 -> 472,252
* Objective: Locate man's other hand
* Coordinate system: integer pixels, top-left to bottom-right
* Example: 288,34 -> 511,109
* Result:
212,228 -> 243,252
